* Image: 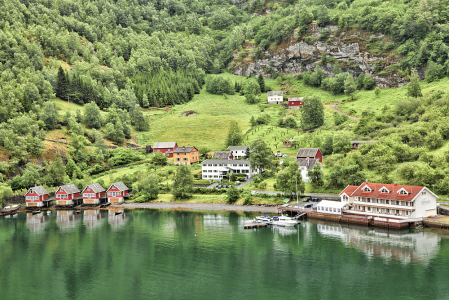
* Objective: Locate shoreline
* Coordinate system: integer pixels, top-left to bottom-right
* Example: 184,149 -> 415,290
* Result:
122,202 -> 279,213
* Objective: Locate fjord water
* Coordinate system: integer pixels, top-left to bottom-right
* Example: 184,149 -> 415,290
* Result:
1,210 -> 449,300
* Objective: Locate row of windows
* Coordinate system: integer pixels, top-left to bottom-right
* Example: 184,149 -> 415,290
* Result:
318,207 -> 341,213
26,196 -> 39,200
108,192 -> 121,196
204,164 -> 249,167
203,175 -> 219,179
356,197 -> 414,206
356,206 -> 411,216
57,194 -> 68,199
84,193 -> 97,198
176,158 -> 189,161
203,170 -> 249,174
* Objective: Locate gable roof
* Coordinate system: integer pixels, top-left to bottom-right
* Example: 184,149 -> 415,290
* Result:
107,181 -> 128,192
267,91 -> 283,96
350,182 -> 437,201
153,142 -> 177,149
26,185 -> 49,196
213,151 -> 232,159
202,159 -> 250,165
296,148 -> 321,158
82,183 -> 105,194
58,184 -> 80,194
173,146 -> 197,153
288,97 -> 304,101
228,146 -> 248,151
339,185 -> 358,196
297,158 -> 319,170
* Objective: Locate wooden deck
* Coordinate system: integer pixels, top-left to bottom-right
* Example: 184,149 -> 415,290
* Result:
244,222 -> 268,229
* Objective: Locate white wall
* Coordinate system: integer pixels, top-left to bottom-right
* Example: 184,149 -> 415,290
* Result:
412,190 -> 437,218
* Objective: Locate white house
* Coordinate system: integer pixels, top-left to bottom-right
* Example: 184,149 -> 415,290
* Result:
227,146 -> 249,159
316,200 -> 347,215
341,182 -> 438,220
267,91 -> 283,104
201,159 -> 258,180
339,185 -> 358,204
297,158 -> 320,183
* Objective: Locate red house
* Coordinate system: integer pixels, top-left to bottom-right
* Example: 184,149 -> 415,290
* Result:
25,185 -> 49,208
296,148 -> 323,163
107,181 -> 129,204
56,184 -> 81,206
288,97 -> 304,109
82,183 -> 106,205
153,142 -> 177,157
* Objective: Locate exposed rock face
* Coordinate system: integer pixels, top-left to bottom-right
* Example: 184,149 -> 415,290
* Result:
231,25 -> 406,88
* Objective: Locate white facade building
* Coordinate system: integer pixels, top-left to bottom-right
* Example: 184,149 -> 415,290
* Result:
201,159 -> 257,180
340,182 -> 438,220
316,200 -> 346,215
297,158 -> 320,183
227,146 -> 249,159
267,91 -> 283,104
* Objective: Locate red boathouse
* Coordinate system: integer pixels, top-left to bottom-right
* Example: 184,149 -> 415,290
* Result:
25,185 -> 49,208
107,181 -> 129,204
56,184 -> 81,206
82,183 -> 106,205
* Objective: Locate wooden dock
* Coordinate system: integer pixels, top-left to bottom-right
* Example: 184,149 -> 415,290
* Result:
244,222 -> 268,229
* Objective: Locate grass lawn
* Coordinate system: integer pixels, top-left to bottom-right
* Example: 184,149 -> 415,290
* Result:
55,98 -> 85,116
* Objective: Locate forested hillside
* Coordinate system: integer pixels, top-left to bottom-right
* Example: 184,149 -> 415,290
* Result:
2,0 -> 449,200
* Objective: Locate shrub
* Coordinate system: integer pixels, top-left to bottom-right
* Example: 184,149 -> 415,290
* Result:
108,148 -> 145,167
363,75 -> 375,90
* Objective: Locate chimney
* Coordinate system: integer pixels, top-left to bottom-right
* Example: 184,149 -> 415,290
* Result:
366,179 -> 368,183
394,183 -> 397,186
35,184 -> 37,187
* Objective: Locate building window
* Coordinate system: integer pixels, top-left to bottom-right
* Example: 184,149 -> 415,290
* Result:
183,158 -> 187,161
176,158 -> 180,161
380,188 -> 388,193
363,186 -> 371,192
399,189 -> 408,195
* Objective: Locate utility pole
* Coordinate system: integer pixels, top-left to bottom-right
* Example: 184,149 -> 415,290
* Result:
296,176 -> 298,205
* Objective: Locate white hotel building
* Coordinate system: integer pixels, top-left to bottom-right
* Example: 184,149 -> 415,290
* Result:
201,159 -> 258,180
340,182 -> 438,220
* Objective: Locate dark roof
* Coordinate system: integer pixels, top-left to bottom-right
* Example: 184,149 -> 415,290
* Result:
296,148 -> 321,158
267,91 -> 283,96
213,151 -> 232,159
153,142 -> 177,149
59,184 -> 80,194
108,181 -> 128,192
297,158 -> 319,170
173,146 -> 197,153
83,183 -> 105,193
27,185 -> 49,196
202,159 -> 250,165
228,146 -> 248,151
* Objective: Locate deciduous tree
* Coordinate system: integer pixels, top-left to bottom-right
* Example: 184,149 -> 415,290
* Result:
172,165 -> 194,199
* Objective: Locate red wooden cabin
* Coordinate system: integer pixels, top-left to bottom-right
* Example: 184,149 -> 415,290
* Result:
82,183 -> 106,205
56,184 -> 81,206
25,185 -> 49,208
288,97 -> 304,109
107,181 -> 129,204
153,142 -> 177,157
296,148 -> 323,163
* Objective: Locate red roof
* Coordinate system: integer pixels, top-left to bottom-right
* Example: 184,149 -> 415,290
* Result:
339,185 -> 358,196
349,182 -> 428,202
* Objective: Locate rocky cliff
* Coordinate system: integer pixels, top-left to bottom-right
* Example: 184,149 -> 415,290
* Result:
230,24 -> 406,88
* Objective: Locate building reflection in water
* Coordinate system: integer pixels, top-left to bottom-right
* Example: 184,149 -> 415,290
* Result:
26,213 -> 50,234
83,209 -> 106,229
108,209 -> 128,229
314,220 -> 440,264
56,210 -> 81,231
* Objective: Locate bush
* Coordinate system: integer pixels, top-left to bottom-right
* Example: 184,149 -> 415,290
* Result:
108,148 -> 146,167
206,75 -> 235,95
285,116 -> 297,128
363,75 -> 375,90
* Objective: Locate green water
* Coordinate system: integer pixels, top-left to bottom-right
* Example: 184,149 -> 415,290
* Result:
1,209 -> 449,300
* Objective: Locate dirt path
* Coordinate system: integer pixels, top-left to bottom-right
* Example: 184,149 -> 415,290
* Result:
122,202 -> 279,213
326,103 -> 359,121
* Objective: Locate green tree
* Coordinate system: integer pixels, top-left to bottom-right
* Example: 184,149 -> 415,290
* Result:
172,164 -> 194,199
344,73 -> 357,100
275,162 -> 304,198
44,153 -> 67,186
137,174 -> 159,200
245,146 -> 251,159
226,121 -> 243,147
152,152 -> 168,165
226,186 -> 240,204
84,102 -> 102,129
363,75 -> 375,90
301,95 -> 324,129
374,87 -> 381,97
243,79 -> 261,104
41,101 -> 58,130
407,68 -> 423,98
285,116 -> 297,128
65,158 -> 82,178
249,139 -> 272,173
308,162 -> 324,186
257,73 -> 265,93
56,66 -> 68,99
0,184 -> 13,208
332,131 -> 352,153
134,104 -> 149,131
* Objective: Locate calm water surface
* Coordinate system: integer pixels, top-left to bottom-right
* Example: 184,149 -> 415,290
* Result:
1,209 -> 449,300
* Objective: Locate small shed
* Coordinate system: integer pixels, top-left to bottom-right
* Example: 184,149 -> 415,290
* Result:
25,185 -> 49,208
288,97 -> 304,109
56,184 -> 81,206
316,200 -> 347,215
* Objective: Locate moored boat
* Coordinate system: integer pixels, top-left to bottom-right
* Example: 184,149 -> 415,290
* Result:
256,215 -> 273,225
272,216 -> 298,227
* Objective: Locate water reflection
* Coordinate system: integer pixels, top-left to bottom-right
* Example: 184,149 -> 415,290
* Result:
26,212 -> 49,234
108,209 -> 128,229
56,210 -> 81,231
271,226 -> 299,236
314,220 -> 440,264
83,209 -> 106,229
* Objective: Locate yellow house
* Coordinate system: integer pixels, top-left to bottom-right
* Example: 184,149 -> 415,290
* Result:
173,146 -> 199,165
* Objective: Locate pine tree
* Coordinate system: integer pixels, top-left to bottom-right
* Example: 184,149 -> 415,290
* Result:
407,68 -> 423,98
257,73 -> 265,93
114,120 -> 125,144
134,105 -> 149,131
142,93 -> 149,108
56,66 -> 68,99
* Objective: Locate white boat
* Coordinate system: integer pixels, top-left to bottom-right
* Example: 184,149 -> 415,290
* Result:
272,216 -> 298,227
256,215 -> 272,224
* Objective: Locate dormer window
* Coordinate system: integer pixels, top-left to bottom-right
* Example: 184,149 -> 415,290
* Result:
398,188 -> 408,195
380,187 -> 389,193
363,186 -> 371,192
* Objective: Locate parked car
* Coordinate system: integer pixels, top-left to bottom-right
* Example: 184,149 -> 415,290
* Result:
310,197 -> 322,202
303,203 -> 313,208
217,185 -> 223,189
274,153 -> 283,157
282,154 -> 289,157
